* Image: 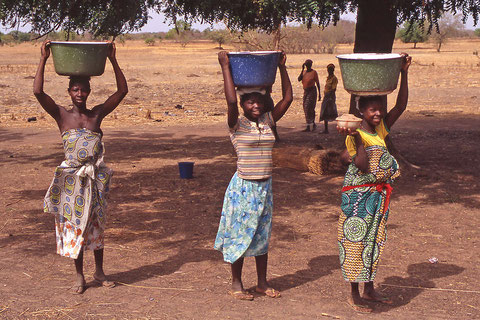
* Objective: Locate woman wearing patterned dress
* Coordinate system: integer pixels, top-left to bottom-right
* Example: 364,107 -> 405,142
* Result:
214,51 -> 293,300
34,41 -> 128,294
337,54 -> 411,312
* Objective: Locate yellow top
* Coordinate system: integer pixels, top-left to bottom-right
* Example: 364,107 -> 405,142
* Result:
324,75 -> 338,94
346,119 -> 389,157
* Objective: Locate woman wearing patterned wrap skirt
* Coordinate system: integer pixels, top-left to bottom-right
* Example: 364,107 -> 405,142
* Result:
319,64 -> 338,134
34,40 -> 128,294
215,51 -> 292,300
337,54 -> 411,313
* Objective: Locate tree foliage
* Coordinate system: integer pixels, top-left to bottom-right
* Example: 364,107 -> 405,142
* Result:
1,1 -> 480,38
206,29 -> 231,48
0,0 -> 152,38
396,21 -> 429,48
159,0 -> 480,33
429,14 -> 465,52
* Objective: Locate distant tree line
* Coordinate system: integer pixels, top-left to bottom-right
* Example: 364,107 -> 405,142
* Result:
396,14 -> 475,52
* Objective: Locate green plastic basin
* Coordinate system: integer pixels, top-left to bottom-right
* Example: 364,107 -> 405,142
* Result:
50,41 -> 109,77
337,53 -> 402,96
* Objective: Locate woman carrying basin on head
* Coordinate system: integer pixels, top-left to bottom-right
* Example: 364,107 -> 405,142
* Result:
214,51 -> 293,301
337,53 -> 411,313
34,40 -> 128,294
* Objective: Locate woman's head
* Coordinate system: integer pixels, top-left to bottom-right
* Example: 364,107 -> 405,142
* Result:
68,76 -> 91,107
304,59 -> 313,70
327,63 -> 335,75
240,92 -> 266,120
358,95 -> 385,127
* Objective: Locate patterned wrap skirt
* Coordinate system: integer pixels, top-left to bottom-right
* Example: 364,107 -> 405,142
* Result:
44,128 -> 112,259
319,91 -> 338,121
338,145 -> 399,282
303,86 -> 317,124
214,172 -> 273,263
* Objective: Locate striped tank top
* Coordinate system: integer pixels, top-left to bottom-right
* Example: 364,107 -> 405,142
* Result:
230,112 -> 276,180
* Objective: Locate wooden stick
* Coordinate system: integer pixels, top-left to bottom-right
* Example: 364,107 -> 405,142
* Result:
115,281 -> 195,291
18,308 -> 29,317
380,283 -> 480,294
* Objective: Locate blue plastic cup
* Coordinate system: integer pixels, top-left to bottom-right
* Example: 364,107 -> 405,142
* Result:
178,162 -> 194,179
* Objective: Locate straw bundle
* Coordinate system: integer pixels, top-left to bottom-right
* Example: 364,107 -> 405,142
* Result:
272,146 -> 344,175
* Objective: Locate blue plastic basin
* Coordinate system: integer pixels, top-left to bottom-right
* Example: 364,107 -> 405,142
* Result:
227,51 -> 281,87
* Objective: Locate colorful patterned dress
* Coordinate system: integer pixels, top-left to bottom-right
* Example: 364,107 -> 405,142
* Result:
44,128 -> 112,259
338,120 -> 399,282
214,112 -> 276,263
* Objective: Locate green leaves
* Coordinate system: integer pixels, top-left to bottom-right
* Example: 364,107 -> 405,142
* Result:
0,0 -> 479,37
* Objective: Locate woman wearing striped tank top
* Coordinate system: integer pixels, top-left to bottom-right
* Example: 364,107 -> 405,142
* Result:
214,51 -> 293,300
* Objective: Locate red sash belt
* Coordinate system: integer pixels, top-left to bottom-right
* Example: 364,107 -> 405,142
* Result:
341,183 -> 393,215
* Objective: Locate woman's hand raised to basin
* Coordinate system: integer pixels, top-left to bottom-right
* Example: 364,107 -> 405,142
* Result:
218,51 -> 230,67
41,40 -> 51,60
400,53 -> 411,72
107,41 -> 116,60
278,51 -> 287,67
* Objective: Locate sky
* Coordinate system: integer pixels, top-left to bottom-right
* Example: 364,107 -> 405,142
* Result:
1,10 -> 478,34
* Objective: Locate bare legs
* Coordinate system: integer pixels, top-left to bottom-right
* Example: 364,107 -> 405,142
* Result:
229,253 -> 280,300
348,281 -> 392,312
231,257 -> 245,292
72,248 -> 114,294
73,250 -> 86,294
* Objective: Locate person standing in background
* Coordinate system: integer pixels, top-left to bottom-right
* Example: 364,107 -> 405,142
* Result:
298,59 -> 321,132
319,63 -> 339,134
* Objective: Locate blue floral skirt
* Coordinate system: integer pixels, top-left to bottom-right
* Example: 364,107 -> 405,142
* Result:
214,172 -> 273,263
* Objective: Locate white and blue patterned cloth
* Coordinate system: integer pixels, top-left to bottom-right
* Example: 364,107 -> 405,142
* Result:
214,172 -> 273,263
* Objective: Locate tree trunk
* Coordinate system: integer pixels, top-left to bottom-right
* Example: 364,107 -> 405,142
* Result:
414,42 -> 417,49
348,1 -> 419,170
272,25 -> 281,50
349,0 -> 397,115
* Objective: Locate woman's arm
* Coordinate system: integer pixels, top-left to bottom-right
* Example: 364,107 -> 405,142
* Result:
33,41 -> 61,120
218,51 -> 239,128
352,134 -> 369,172
337,127 -> 368,172
297,64 -> 305,82
384,53 -> 411,129
271,52 -> 293,122
315,71 -> 321,101
94,42 -> 128,119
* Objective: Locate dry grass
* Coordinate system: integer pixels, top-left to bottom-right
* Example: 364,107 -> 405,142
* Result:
0,38 -> 479,128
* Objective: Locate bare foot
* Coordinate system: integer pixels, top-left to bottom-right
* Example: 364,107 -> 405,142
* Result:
229,290 -> 254,301
93,272 -> 115,288
255,286 -> 281,298
362,291 -> 393,304
70,276 -> 86,295
347,296 -> 373,313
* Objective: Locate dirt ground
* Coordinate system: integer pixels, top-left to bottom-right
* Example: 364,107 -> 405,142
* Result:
0,39 -> 480,319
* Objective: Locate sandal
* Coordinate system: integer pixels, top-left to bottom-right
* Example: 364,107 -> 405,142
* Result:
255,287 -> 281,298
93,275 -> 116,288
229,290 -> 254,301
